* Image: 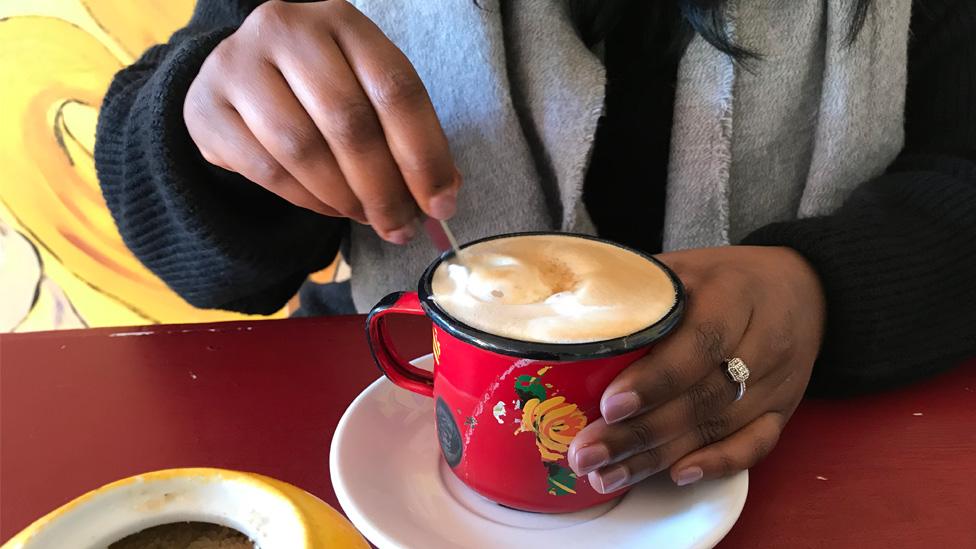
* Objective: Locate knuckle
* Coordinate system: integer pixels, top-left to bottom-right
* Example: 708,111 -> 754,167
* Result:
327,99 -> 382,152
398,154 -> 450,185
695,320 -> 727,364
686,378 -> 728,423
248,156 -> 287,187
696,414 -> 731,446
364,194 -> 411,223
326,0 -> 356,20
343,205 -> 368,223
370,66 -> 427,111
655,365 -> 683,397
718,454 -> 737,477
627,421 -> 655,452
274,125 -> 321,164
207,41 -> 237,72
638,446 -> 664,473
249,1 -> 290,31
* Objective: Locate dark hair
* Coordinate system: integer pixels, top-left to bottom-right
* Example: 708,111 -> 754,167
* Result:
572,0 -> 874,60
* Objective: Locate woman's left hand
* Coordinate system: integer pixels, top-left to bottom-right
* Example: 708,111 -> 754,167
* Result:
568,246 -> 826,492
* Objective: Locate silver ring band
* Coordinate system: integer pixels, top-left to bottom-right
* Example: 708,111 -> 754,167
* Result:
734,380 -> 746,401
725,357 -> 750,402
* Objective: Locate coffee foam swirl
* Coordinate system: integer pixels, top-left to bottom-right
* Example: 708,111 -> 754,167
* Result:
430,235 -> 677,344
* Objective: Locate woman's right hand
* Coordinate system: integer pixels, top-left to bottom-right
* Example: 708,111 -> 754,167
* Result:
184,0 -> 459,244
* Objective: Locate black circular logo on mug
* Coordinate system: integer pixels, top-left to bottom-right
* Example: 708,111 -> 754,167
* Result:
436,397 -> 463,468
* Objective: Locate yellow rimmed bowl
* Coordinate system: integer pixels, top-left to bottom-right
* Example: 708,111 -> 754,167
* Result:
2,468 -> 368,549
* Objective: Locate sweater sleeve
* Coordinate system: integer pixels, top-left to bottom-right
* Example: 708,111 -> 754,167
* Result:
94,0 -> 345,315
742,0 -> 976,395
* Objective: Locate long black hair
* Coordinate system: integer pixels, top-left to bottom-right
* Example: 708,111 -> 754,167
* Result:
571,0 -> 874,59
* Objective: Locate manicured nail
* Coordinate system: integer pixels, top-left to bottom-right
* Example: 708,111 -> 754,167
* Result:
601,392 -> 641,424
591,465 -> 629,494
428,187 -> 458,220
385,221 -> 417,245
675,466 -> 704,486
573,444 -> 609,474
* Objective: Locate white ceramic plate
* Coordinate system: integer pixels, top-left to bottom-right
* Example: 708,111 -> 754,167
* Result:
331,355 -> 748,549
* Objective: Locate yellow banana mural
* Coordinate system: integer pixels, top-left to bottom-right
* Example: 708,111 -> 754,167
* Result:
0,0 -> 338,332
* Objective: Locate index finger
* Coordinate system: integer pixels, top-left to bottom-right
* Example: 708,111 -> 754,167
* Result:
329,1 -> 461,219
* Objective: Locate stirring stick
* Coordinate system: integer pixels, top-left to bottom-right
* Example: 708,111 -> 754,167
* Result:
423,217 -> 464,264
439,220 -> 462,256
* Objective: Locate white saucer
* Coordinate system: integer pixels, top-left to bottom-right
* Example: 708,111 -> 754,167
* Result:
331,355 -> 748,549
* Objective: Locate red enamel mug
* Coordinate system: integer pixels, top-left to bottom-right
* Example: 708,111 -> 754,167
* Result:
366,233 -> 685,513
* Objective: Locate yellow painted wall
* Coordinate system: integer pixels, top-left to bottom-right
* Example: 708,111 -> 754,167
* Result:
0,0 -> 332,332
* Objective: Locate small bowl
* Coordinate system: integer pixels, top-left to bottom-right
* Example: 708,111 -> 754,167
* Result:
2,468 -> 368,549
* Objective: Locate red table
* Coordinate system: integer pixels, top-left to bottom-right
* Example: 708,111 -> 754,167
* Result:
2,317 -> 974,548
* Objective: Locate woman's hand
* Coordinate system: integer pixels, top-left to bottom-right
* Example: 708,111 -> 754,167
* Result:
184,0 -> 459,244
568,246 -> 826,492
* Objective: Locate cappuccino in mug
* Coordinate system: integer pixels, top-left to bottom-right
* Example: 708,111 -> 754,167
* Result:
430,234 -> 677,343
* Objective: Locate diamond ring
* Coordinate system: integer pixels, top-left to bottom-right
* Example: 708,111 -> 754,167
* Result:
724,357 -> 750,401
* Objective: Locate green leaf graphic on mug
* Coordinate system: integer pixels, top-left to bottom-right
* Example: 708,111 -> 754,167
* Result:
545,463 -> 578,496
515,367 -> 553,406
515,374 -> 547,405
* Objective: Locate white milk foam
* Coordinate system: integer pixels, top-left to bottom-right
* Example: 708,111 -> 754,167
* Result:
430,235 -> 676,344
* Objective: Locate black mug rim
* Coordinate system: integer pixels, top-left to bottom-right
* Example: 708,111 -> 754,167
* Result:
418,231 -> 685,361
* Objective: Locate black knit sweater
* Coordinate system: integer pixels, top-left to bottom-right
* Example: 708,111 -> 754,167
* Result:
95,0 -> 976,396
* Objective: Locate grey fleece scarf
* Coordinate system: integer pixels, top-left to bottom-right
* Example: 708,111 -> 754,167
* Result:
345,0 -> 912,312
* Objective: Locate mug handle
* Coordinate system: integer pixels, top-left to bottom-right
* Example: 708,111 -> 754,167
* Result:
366,291 -> 435,397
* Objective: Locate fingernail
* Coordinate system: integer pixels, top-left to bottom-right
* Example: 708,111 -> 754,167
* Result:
385,221 -> 417,245
602,392 -> 641,424
573,445 -> 609,474
591,465 -> 629,494
675,466 -> 704,487
428,187 -> 458,220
